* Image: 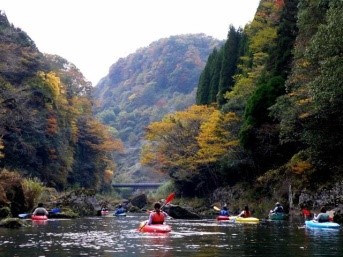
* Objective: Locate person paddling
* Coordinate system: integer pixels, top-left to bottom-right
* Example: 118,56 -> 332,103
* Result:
238,205 -> 251,218
300,204 -> 312,220
270,202 -> 284,214
314,206 -> 330,223
32,203 -> 49,216
219,205 -> 229,216
114,204 -> 126,215
147,202 -> 168,225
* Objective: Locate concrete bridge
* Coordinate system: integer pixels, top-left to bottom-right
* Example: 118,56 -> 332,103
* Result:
112,183 -> 163,189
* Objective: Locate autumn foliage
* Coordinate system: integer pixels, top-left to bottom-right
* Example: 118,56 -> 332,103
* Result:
0,15 -> 124,191
141,105 -> 239,194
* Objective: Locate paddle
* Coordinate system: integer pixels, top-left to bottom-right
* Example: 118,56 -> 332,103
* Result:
162,192 -> 176,209
213,206 -> 220,211
18,213 -> 31,219
139,192 -> 175,231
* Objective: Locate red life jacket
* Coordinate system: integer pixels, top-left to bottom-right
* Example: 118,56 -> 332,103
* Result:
243,210 -> 251,218
151,211 -> 165,224
302,208 -> 310,217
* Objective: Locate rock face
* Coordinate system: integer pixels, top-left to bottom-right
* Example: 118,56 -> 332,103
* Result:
298,182 -> 343,209
210,181 -> 343,221
59,189 -> 99,216
163,204 -> 201,219
297,181 -> 343,221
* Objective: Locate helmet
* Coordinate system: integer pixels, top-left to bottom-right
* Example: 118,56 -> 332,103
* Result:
276,202 -> 280,206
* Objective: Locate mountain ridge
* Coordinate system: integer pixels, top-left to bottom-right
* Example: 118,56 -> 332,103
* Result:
93,33 -> 223,183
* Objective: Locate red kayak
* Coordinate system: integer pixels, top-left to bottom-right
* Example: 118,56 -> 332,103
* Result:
31,215 -> 48,220
101,210 -> 109,216
217,215 -> 230,221
138,221 -> 171,233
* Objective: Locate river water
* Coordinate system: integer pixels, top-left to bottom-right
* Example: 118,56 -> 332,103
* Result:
0,214 -> 342,257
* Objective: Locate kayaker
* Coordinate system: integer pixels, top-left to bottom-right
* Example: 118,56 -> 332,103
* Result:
300,204 -> 312,220
314,206 -> 330,222
32,203 -> 49,216
238,205 -> 251,218
219,205 -> 229,216
147,202 -> 168,225
270,202 -> 284,214
114,204 -> 126,215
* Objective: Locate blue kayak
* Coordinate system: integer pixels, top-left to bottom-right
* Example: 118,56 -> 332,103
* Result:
114,212 -> 127,217
305,220 -> 340,229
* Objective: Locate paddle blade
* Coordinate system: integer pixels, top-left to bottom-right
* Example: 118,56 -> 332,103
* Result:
165,192 -> 175,205
139,220 -> 148,231
18,213 -> 29,218
213,206 -> 220,211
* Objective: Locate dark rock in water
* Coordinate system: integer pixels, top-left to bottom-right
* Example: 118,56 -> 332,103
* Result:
0,218 -> 27,228
130,194 -> 148,209
128,205 -> 142,213
164,204 -> 201,219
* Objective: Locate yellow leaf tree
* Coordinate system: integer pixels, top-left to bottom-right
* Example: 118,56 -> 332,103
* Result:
141,105 -> 240,195
142,105 -> 215,174
197,111 -> 239,164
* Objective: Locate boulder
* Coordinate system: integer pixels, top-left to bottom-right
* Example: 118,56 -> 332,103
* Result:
164,204 -> 201,219
0,218 -> 27,228
130,194 -> 148,209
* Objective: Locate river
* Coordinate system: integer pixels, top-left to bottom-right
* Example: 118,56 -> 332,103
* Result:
0,214 -> 342,257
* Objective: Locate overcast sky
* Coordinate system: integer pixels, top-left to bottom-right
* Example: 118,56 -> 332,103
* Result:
1,0 -> 260,86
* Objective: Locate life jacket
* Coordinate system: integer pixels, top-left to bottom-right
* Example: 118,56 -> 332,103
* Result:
220,210 -> 229,216
302,208 -> 310,217
242,210 -> 251,218
115,207 -> 125,214
151,211 -> 165,224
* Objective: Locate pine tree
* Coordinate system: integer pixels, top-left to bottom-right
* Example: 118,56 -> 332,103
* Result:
217,25 -> 242,106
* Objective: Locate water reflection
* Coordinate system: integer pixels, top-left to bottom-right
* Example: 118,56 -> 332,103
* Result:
31,219 -> 48,226
0,215 -> 342,257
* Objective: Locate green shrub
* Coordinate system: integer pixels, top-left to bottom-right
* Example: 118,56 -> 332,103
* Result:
22,178 -> 44,210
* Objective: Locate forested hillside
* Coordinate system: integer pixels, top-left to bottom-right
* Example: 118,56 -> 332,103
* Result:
93,34 -> 223,183
1,0 -> 342,211
0,11 -> 123,191
141,0 -> 343,204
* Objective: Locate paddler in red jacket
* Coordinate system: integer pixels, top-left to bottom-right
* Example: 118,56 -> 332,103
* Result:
148,202 -> 168,225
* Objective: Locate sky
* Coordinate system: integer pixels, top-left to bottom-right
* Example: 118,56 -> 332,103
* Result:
1,0 -> 260,86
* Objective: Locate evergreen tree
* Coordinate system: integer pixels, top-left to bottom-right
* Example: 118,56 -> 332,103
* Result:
267,0 -> 299,78
217,25 -> 242,106
209,48 -> 223,103
196,50 -> 216,105
196,64 -> 210,104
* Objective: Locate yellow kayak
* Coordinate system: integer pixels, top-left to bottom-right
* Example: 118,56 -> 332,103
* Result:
230,216 -> 259,223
